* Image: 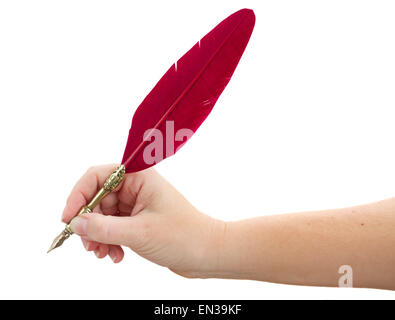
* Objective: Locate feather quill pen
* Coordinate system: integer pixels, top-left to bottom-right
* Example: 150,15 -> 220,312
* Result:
48,8 -> 255,252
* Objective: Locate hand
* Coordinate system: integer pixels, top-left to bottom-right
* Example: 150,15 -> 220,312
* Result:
62,164 -> 225,278
61,164 -> 395,289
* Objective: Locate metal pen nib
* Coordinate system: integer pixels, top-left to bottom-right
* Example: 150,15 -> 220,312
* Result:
47,164 -> 126,254
47,227 -> 73,253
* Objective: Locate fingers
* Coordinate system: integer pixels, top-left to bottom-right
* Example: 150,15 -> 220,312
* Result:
81,237 -> 124,263
69,212 -> 149,248
109,245 -> 124,263
81,237 -> 100,253
96,243 -> 110,258
62,164 -> 121,223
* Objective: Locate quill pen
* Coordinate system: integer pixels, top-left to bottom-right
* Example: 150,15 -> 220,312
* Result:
48,8 -> 255,252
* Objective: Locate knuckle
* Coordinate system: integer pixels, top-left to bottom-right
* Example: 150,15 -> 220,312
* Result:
102,221 -> 113,242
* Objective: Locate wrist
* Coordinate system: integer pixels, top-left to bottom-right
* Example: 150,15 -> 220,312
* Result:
173,214 -> 227,279
190,218 -> 253,280
171,213 -> 254,280
204,220 -> 257,280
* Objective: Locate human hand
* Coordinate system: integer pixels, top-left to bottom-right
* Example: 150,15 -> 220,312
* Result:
62,164 -> 225,278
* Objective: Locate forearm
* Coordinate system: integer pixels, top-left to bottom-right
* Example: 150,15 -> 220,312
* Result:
211,198 -> 395,290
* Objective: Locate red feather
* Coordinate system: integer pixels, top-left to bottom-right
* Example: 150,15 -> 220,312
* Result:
122,8 -> 255,173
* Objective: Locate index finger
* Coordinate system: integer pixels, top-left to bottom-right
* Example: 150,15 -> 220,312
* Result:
61,164 -> 121,223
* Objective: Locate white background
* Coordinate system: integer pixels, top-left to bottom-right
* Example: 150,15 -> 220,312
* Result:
1,0 -> 395,299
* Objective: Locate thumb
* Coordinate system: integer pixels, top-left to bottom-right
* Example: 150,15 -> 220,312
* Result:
69,213 -> 148,247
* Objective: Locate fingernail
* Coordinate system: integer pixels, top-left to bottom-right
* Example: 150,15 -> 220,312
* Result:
109,252 -> 117,263
69,216 -> 88,236
95,251 -> 100,258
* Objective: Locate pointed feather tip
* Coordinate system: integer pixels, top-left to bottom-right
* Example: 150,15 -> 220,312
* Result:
234,8 -> 254,15
240,8 -> 255,23
239,8 -> 254,14
226,9 -> 255,34
230,8 -> 255,29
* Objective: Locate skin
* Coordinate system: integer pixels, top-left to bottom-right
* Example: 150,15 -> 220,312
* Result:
63,164 -> 395,290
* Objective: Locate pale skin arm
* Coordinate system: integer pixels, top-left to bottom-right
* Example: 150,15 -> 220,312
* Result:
62,164 -> 395,290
